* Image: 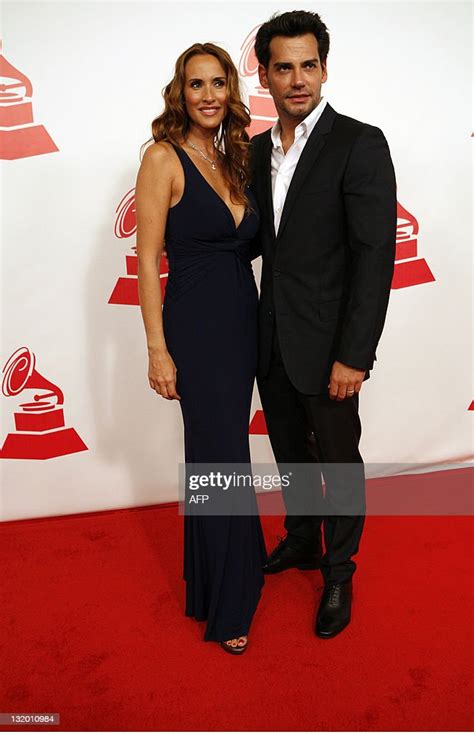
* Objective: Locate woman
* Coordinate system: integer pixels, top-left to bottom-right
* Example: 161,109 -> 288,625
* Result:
135,43 -> 266,654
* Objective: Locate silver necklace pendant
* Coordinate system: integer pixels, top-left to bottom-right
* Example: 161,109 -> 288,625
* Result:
187,139 -> 217,169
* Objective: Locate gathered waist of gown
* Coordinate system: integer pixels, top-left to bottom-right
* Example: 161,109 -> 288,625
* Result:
165,240 -> 254,272
163,244 -> 255,304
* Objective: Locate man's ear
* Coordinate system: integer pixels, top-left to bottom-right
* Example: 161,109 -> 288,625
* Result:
322,61 -> 328,84
258,63 -> 269,89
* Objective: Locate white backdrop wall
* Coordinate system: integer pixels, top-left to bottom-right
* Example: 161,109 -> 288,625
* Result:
1,1 -> 472,521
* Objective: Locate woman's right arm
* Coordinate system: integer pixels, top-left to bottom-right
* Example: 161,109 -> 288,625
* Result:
135,143 -> 181,400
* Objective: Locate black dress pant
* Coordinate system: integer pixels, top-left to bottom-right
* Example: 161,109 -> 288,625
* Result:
257,327 -> 366,585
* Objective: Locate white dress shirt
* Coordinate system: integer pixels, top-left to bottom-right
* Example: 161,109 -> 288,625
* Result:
271,97 -> 328,234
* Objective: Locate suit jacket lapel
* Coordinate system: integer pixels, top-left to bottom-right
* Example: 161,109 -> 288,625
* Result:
259,132 -> 276,241
276,103 -> 337,242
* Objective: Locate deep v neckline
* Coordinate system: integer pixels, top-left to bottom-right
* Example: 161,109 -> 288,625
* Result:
179,146 -> 246,231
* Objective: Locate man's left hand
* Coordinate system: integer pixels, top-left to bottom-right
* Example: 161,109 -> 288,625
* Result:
328,361 -> 366,401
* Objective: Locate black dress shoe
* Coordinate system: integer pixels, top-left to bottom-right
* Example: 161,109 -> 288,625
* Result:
263,535 -> 322,574
315,580 -> 353,638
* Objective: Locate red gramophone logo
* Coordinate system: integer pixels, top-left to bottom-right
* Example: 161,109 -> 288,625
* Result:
240,26 -> 278,136
108,188 -> 168,305
0,347 -> 87,459
0,40 -> 58,160
393,201 -> 434,289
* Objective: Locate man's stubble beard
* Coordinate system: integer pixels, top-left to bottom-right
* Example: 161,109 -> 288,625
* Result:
287,106 -> 313,119
279,95 -> 318,124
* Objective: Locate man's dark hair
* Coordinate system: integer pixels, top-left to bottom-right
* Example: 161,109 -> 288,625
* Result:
254,10 -> 330,69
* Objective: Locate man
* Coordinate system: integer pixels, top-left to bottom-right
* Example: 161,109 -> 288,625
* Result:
250,10 -> 397,638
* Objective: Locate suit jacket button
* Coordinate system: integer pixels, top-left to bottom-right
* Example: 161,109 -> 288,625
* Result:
268,310 -> 273,317
273,269 -> 281,277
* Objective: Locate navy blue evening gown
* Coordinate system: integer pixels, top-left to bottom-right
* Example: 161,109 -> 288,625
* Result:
162,144 -> 266,642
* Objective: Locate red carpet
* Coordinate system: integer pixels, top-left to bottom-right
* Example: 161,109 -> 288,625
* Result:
1,469 -> 473,731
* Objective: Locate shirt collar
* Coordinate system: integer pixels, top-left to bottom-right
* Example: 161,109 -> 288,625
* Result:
271,96 -> 327,150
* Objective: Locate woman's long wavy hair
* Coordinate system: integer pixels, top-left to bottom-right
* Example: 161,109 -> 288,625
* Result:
141,43 -> 252,209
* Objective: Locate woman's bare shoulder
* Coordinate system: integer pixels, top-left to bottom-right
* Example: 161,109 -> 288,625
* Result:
142,140 -> 178,167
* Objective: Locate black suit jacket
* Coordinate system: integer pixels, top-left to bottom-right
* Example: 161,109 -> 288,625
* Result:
250,103 -> 397,394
